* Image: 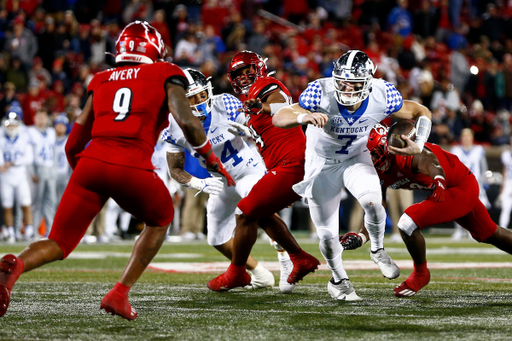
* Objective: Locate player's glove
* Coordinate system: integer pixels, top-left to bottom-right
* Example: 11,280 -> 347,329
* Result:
187,177 -> 224,196
243,98 -> 263,115
227,121 -> 251,137
193,141 -> 236,186
432,175 -> 447,202
339,232 -> 363,251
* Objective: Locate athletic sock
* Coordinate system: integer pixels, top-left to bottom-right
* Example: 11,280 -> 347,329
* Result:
113,282 -> 130,296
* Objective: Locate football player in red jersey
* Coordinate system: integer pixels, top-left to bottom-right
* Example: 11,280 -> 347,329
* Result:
0,21 -> 234,320
340,121 -> 512,297
207,50 -> 320,293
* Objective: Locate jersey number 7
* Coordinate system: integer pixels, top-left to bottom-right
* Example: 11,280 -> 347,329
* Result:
112,87 -> 133,121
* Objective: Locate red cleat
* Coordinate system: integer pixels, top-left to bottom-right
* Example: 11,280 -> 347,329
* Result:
394,268 -> 431,298
288,250 -> 321,284
101,289 -> 137,320
207,270 -> 251,292
0,254 -> 24,317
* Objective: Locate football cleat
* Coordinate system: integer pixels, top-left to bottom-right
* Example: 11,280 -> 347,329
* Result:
393,281 -> 417,298
328,278 -> 362,301
288,250 -> 321,284
0,254 -> 24,317
207,271 -> 251,292
246,264 -> 274,289
101,289 -> 137,321
339,232 -> 363,250
370,248 -> 400,280
278,252 -> 295,294
394,268 -> 430,298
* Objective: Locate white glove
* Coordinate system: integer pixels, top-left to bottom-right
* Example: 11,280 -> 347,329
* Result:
187,177 -> 224,196
227,121 -> 251,137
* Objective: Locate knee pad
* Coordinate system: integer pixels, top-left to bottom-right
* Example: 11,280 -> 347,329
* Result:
397,213 -> 418,236
319,236 -> 342,260
358,191 -> 386,222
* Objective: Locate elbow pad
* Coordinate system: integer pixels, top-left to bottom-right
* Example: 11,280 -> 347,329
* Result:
414,116 -> 432,153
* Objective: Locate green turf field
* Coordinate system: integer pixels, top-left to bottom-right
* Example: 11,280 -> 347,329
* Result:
0,235 -> 511,341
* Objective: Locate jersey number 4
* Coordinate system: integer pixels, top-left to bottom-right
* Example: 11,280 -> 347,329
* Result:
112,87 -> 133,121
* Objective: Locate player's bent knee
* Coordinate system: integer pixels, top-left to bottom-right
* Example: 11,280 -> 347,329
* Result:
397,214 -> 418,236
359,192 -> 385,215
316,226 -> 336,241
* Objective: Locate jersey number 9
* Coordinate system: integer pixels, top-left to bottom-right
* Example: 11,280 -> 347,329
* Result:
113,87 -> 133,121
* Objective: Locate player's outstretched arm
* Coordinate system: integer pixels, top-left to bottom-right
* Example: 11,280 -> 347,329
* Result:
412,149 -> 447,202
65,94 -> 94,169
166,151 -> 223,195
244,90 -> 288,115
389,101 -> 432,156
166,83 -> 235,186
272,103 -> 328,129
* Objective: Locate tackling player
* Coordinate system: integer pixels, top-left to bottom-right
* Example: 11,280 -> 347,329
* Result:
0,21 -> 233,320
207,50 -> 320,293
164,68 -> 275,289
273,50 -> 432,301
341,121 -> 512,297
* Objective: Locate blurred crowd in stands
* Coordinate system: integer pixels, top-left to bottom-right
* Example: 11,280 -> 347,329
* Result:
0,0 -> 511,145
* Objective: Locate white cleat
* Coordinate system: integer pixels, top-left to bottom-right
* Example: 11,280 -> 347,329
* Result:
370,248 -> 400,280
278,252 -> 295,294
328,278 -> 362,301
246,264 -> 274,289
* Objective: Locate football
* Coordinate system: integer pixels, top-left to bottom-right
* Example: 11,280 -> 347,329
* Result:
387,120 -> 416,148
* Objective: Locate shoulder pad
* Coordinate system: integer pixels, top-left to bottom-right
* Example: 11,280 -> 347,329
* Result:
248,76 -> 289,101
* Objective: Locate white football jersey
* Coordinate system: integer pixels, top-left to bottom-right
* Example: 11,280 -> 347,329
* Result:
501,150 -> 512,184
55,135 -> 71,176
162,94 -> 265,180
298,77 -> 403,160
152,136 -> 171,182
0,126 -> 33,177
451,145 -> 486,184
27,126 -> 56,167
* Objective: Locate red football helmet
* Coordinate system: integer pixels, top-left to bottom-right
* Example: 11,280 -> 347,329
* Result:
367,123 -> 393,172
115,21 -> 167,65
227,50 -> 268,94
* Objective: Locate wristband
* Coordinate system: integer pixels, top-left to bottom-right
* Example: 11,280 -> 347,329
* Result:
358,233 -> 368,245
193,140 -> 216,164
414,116 -> 432,153
185,176 -> 199,189
269,103 -> 288,116
297,114 -> 307,125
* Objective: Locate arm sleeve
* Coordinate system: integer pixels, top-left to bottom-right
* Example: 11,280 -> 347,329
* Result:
298,80 -> 322,112
383,81 -> 403,116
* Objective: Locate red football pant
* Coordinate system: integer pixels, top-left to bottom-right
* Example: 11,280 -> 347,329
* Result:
237,165 -> 304,218
49,158 -> 174,258
405,173 -> 497,242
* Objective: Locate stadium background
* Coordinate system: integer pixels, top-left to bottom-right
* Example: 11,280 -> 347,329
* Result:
0,0 -> 511,233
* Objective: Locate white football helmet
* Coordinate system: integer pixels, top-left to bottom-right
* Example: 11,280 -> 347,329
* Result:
183,68 -> 213,119
2,111 -> 22,137
332,50 -> 376,106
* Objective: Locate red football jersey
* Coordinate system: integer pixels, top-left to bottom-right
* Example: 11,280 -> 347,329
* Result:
379,143 -> 471,190
79,62 -> 186,170
241,76 -> 306,170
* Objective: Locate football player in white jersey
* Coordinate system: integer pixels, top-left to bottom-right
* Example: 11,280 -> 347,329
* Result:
273,50 -> 433,300
450,128 -> 490,240
0,112 -> 35,242
498,136 -> 512,229
163,69 -> 275,289
27,108 -> 57,237
54,115 -> 71,204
